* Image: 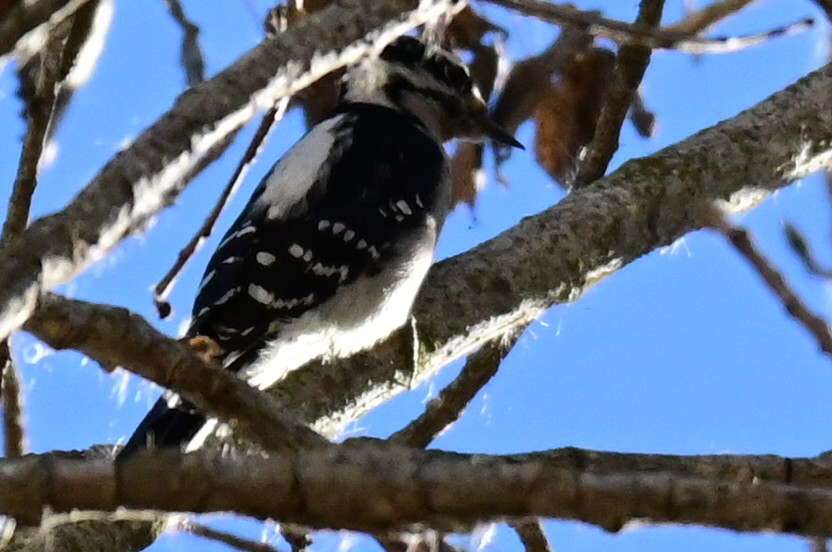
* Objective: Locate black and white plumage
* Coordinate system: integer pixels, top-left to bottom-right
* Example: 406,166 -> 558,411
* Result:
119,35 -> 521,458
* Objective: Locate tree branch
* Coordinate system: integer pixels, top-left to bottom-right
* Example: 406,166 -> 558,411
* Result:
390,331 -> 519,448
22,294 -> 329,453
509,519 -> 553,552
4,445 -> 832,537
663,0 -> 754,35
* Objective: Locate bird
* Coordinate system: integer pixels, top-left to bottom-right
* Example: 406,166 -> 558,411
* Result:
118,34 -> 522,459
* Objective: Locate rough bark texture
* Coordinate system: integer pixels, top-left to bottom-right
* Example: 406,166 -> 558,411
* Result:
4,445 -> 832,537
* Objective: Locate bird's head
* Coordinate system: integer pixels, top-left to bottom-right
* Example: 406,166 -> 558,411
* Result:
342,35 -> 522,148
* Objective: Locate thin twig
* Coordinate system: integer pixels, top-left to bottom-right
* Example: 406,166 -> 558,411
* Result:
163,0 -> 206,87
390,331 -> 520,448
510,519 -> 553,552
153,97 -> 290,319
572,0 -> 665,189
23,293 -> 330,454
663,0 -> 754,35
1,350 -> 25,458
486,0 -> 812,54
699,204 -> 832,356
0,14 -> 68,461
182,521 -> 280,552
4,19 -> 66,246
783,223 -> 832,278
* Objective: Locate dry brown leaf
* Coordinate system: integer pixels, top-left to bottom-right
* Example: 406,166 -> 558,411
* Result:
491,26 -> 593,143
493,54 -> 557,138
534,85 -> 574,184
534,47 -> 615,186
447,6 -> 504,50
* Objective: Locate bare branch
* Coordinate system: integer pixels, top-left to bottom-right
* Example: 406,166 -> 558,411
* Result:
153,98 -> 290,319
0,0 -> 466,342
698,205 -> 832,356
663,0 -> 754,35
784,222 -> 832,278
4,11 -> 66,246
509,519 -> 553,552
1,349 -> 25,458
1,10 -> 70,462
181,521 -> 279,552
6,445 -> 832,536
22,294 -> 330,453
485,0 -> 812,54
390,331 -> 519,448
163,0 -> 205,87
572,0 -> 665,188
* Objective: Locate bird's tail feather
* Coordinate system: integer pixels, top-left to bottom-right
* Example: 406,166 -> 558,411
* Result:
117,398 -> 206,461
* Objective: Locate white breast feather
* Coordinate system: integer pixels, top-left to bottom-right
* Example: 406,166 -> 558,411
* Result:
240,218 -> 438,390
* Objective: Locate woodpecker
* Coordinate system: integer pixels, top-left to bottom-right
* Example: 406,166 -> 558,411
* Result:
119,34 -> 521,458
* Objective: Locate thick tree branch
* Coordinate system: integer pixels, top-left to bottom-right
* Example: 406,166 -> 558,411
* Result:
4,445 -> 832,537
22,294 -> 328,453
270,61 -> 832,437
0,0 -> 466,341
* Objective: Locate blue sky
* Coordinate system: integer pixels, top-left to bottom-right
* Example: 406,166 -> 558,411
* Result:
0,1 -> 830,550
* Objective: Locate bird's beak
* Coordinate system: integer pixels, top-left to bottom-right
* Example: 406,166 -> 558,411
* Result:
480,115 -> 524,149
465,92 -> 523,149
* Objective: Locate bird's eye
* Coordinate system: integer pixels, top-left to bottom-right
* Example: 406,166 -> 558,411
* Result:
443,64 -> 470,92
381,35 -> 426,66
